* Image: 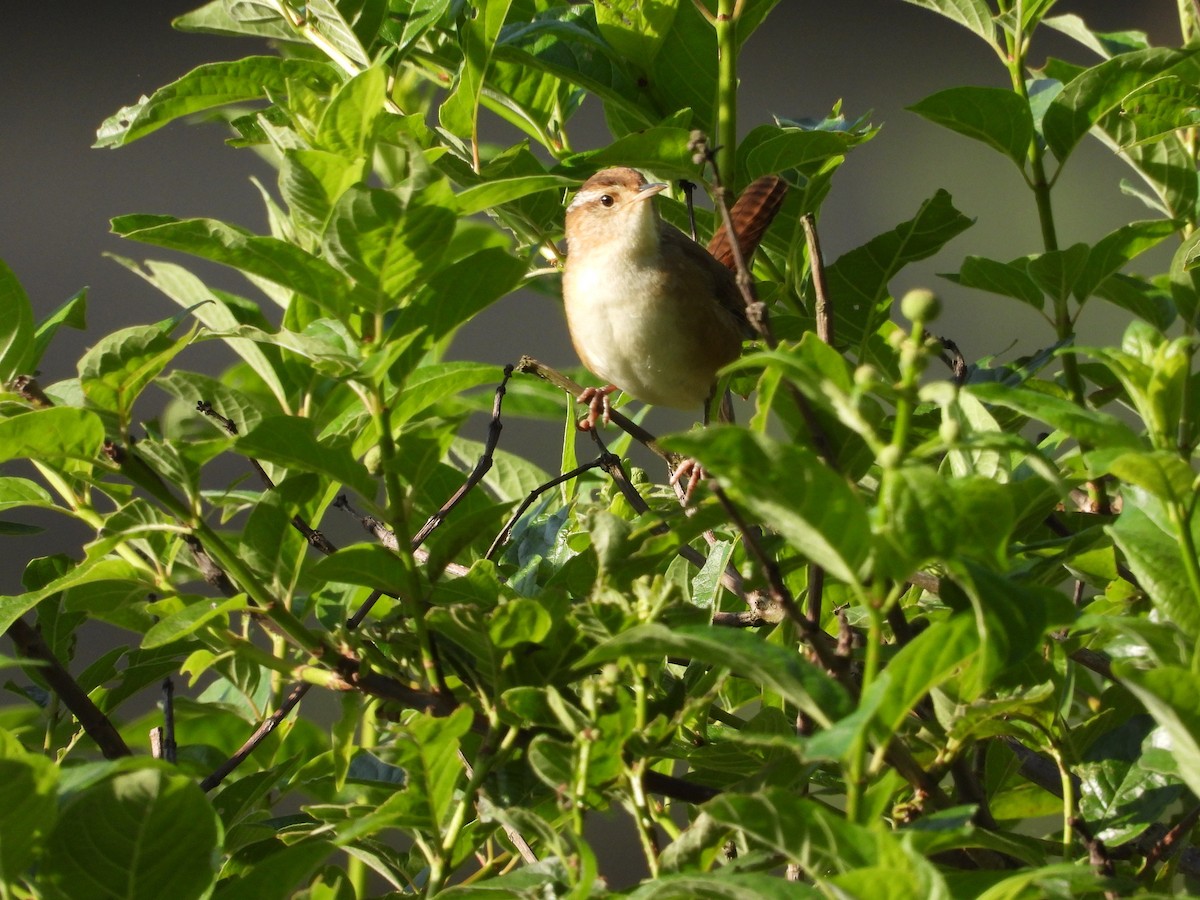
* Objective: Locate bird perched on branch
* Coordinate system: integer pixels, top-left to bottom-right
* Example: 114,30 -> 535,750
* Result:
562,166 -> 787,431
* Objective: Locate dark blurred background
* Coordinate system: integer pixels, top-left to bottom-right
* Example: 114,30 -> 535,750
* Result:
0,0 -> 1183,595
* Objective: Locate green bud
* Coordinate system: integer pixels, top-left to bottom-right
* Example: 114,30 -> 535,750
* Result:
900,288 -> 941,323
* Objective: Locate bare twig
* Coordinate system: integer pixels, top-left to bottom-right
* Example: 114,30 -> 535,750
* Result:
689,131 -> 773,344
6,617 -> 132,759
201,682 -> 311,791
412,365 -> 514,548
484,457 -> 611,560
1069,814 -> 1118,900
197,401 -> 338,555
707,482 -> 844,676
680,179 -> 699,241
801,213 -> 834,346
1140,803 -> 1200,874
807,564 -> 824,624
937,335 -> 969,386
515,356 -> 675,466
161,677 -> 177,764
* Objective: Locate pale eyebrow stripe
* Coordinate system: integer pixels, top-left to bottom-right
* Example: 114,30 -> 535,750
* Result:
568,188 -> 611,211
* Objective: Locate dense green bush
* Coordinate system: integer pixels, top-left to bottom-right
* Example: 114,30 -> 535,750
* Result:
3,0 -> 1200,896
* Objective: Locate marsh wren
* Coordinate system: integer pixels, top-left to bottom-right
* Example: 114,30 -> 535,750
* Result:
562,167 -> 787,429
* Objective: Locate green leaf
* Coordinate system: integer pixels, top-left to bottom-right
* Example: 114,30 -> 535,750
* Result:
110,258 -> 289,411
1042,47 -> 1200,163
237,415 -> 375,500
302,0 -> 371,68
406,249 -> 526,347
706,788 -> 881,871
664,427 -> 871,586
1076,220 -> 1176,302
95,57 -> 338,148
1042,14 -> 1149,59
0,558 -> 149,636
489,598 -> 553,648
380,0 -> 452,58
280,148 -> 366,234
31,288 -> 88,373
879,469 -> 1015,576
112,216 -> 358,318
455,175 -> 575,216
557,126 -> 696,180
375,706 -> 474,832
1094,273 -> 1175,331
594,0 -> 679,64
868,615 -> 980,740
1105,450 -> 1195,504
1170,223 -> 1200,326
736,123 -> 874,185
943,255 -> 1044,310
1077,716 -> 1182,845
41,766 -> 221,900
212,840 -> 336,900
143,595 -> 250,649
1114,663 -> 1200,799
1108,501 -> 1200,640
393,362 -> 503,425
172,0 -> 300,41
626,873 -> 822,899
0,477 -> 55,514
825,190 -> 973,351
0,408 -> 105,465
310,544 -> 409,594
0,258 -> 34,382
316,65 -> 386,157
950,562 -> 1076,693
440,0 -> 514,146
900,0 -> 996,46
324,186 -> 457,311
967,383 -> 1142,448
158,370 -> 265,439
579,624 -> 850,728
492,7 -> 650,137
909,86 -> 1034,169
1026,243 -> 1090,307
0,750 -> 57,884
79,321 -> 192,432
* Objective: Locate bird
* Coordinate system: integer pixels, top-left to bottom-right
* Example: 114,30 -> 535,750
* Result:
562,166 -> 787,432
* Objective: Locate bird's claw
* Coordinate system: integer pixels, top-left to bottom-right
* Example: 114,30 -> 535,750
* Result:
670,458 -> 706,506
577,385 -> 617,431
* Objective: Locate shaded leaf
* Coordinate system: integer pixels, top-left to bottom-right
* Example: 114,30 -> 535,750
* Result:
0,259 -> 35,382
42,766 -> 221,900
665,427 -> 871,586
910,86 -> 1034,168
237,415 -> 375,499
1043,47 -> 1200,163
1115,663 -> 1200,800
579,624 -> 850,728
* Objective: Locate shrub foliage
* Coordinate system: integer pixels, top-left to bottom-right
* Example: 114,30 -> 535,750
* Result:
3,0 -> 1200,896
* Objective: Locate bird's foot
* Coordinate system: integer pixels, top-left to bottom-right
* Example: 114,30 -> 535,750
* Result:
576,385 -> 617,431
670,457 -> 707,506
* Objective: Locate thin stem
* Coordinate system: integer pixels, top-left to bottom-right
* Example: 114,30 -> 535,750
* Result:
370,388 -> 443,693
714,0 -> 738,188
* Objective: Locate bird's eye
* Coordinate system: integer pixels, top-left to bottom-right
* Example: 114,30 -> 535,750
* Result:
599,194 -> 614,208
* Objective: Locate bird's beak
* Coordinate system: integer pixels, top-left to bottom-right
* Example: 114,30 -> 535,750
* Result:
634,182 -> 668,202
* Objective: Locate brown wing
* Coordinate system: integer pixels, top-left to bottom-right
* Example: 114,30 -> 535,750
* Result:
659,225 -> 753,338
705,175 -> 788,270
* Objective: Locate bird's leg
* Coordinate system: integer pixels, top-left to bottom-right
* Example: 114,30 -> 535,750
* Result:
576,384 -> 617,431
670,457 -> 706,506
